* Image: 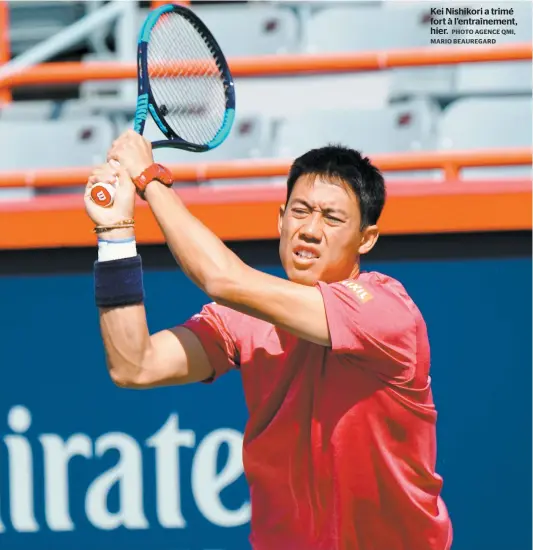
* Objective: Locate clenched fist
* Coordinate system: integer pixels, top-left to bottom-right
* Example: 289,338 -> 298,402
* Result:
107,129 -> 154,179
84,160 -> 136,229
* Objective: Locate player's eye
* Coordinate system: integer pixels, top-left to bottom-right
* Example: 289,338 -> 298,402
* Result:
292,208 -> 308,217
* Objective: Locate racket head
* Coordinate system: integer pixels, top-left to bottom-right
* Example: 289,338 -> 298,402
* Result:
134,4 -> 235,153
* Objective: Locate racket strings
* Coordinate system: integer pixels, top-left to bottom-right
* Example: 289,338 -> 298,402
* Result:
158,17 -> 222,141
148,12 -> 227,145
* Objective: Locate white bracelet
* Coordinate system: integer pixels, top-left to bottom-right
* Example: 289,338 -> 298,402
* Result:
98,237 -> 138,262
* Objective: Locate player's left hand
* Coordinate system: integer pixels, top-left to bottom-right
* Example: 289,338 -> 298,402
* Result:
107,129 -> 154,179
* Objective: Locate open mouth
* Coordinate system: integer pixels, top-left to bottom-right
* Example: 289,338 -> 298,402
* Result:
293,247 -> 320,264
294,250 -> 318,259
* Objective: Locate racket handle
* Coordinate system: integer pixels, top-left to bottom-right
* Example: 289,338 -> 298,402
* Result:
90,159 -> 121,207
90,180 -> 117,208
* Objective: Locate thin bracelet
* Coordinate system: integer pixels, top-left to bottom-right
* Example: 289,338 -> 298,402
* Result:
93,218 -> 135,234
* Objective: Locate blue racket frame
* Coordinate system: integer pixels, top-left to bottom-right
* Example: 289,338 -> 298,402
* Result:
133,3 -> 236,153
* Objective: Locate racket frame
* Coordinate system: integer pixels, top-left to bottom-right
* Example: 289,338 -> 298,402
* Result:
134,3 -> 236,153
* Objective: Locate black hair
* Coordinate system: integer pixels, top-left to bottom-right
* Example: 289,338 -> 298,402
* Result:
285,144 -> 386,228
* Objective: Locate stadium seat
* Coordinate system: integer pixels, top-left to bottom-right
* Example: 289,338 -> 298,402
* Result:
8,1 -> 85,56
0,99 -> 99,121
79,53 -> 138,109
234,73 -> 389,119
273,100 -> 440,157
454,2 -> 533,96
304,3 -> 456,100
455,61 -> 532,96
135,4 -> 300,57
304,4 -> 428,52
438,96 -> 532,179
272,99 -> 441,180
132,112 -> 275,187
0,117 -> 113,170
0,117 -> 114,198
138,113 -> 273,165
0,100 -> 57,121
196,4 -> 300,55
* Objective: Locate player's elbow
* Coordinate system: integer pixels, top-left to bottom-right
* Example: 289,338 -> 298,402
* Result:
108,364 -> 139,388
204,263 -> 246,304
109,369 -> 157,389
204,272 -> 236,303
106,356 -> 147,389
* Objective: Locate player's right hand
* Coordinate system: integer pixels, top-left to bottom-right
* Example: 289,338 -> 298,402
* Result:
84,160 -> 136,228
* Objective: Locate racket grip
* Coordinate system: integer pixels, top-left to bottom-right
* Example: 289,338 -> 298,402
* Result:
90,181 -> 117,208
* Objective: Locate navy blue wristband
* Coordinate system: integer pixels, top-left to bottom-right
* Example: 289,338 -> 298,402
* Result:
94,255 -> 145,308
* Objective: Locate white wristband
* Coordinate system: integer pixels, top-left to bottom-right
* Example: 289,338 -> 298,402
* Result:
98,238 -> 138,262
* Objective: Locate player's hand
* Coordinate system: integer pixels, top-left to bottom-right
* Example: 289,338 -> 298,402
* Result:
84,161 -> 136,228
107,129 -> 154,179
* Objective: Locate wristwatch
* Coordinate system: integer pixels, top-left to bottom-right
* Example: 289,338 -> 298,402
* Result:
132,163 -> 174,199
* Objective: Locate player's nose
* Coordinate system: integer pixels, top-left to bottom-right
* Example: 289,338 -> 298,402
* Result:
299,213 -> 323,242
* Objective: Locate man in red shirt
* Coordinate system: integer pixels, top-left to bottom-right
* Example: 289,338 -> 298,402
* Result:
85,132 -> 453,550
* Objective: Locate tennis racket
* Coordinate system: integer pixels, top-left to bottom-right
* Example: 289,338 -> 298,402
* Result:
90,3 -> 236,207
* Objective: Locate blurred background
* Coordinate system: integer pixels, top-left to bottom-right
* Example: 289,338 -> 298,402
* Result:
0,1 -> 531,549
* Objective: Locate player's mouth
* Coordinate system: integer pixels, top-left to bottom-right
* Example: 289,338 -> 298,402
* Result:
293,246 -> 320,265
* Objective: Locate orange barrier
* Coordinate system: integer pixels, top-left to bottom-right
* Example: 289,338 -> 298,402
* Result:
0,148 -> 531,249
0,43 -> 530,89
0,1 -> 10,104
151,0 -> 190,7
0,148 -> 530,189
0,179 -> 530,250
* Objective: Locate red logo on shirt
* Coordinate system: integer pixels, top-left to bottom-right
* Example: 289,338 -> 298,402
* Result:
340,280 -> 373,303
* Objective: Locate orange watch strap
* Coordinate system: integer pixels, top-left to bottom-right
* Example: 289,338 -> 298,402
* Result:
133,163 -> 173,198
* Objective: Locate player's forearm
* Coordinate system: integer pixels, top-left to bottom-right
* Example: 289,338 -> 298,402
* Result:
95,227 -> 152,387
98,303 -> 151,386
144,181 -> 245,297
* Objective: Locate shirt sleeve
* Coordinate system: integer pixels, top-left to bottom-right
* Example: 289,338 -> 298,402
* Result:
316,278 -> 417,381
181,302 -> 241,383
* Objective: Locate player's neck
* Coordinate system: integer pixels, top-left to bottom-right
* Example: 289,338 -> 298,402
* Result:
349,264 -> 360,280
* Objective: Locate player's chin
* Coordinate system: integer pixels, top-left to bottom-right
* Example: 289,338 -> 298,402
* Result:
286,263 -> 321,286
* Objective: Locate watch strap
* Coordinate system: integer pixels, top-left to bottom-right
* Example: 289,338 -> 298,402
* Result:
132,163 -> 173,199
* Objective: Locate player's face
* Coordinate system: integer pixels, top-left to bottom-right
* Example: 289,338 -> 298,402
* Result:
278,174 -> 378,285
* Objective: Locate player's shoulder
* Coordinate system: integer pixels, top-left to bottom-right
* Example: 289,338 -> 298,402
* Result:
360,271 -> 409,295
341,271 -> 421,313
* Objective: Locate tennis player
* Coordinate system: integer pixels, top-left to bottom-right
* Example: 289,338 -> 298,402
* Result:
85,130 -> 453,550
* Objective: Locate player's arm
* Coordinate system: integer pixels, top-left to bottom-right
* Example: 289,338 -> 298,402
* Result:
99,303 -> 214,389
108,132 -> 330,347
143,183 -> 331,347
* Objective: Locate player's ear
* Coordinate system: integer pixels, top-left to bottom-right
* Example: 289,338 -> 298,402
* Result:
278,204 -> 286,236
358,225 -> 379,256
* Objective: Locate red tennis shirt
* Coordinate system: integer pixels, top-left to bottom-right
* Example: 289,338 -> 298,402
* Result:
183,271 -> 452,550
